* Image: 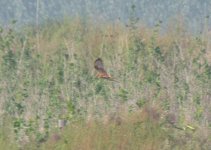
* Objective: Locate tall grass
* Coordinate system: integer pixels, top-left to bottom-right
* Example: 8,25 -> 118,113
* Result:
0,17 -> 211,149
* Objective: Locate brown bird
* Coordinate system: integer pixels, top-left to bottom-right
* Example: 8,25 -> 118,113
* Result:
94,58 -> 119,82
94,58 -> 111,79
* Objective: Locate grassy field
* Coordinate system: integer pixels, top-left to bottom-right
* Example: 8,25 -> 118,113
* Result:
0,18 -> 211,149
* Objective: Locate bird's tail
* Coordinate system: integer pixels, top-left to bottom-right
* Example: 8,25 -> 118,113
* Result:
107,77 -> 120,83
96,73 -> 120,83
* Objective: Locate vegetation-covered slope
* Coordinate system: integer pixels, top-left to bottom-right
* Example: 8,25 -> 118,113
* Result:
0,17 -> 211,149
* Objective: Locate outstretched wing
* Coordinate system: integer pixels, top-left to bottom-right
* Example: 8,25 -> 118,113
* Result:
94,58 -> 119,82
94,58 -> 107,74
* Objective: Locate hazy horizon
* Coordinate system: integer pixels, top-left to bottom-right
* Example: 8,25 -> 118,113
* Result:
0,0 -> 210,33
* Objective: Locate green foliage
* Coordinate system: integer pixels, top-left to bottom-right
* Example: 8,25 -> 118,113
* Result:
67,99 -> 75,119
0,26 -> 17,74
41,112 -> 167,150
136,99 -> 146,108
2,49 -> 17,71
118,88 -> 129,102
0,19 -> 211,149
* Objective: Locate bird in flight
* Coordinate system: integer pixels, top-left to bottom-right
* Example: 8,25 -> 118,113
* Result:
94,58 -> 119,82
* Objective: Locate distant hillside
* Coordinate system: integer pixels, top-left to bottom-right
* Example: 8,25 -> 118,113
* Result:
0,0 -> 211,32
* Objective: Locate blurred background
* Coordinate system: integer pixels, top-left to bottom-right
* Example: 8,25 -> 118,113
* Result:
0,0 -> 211,33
